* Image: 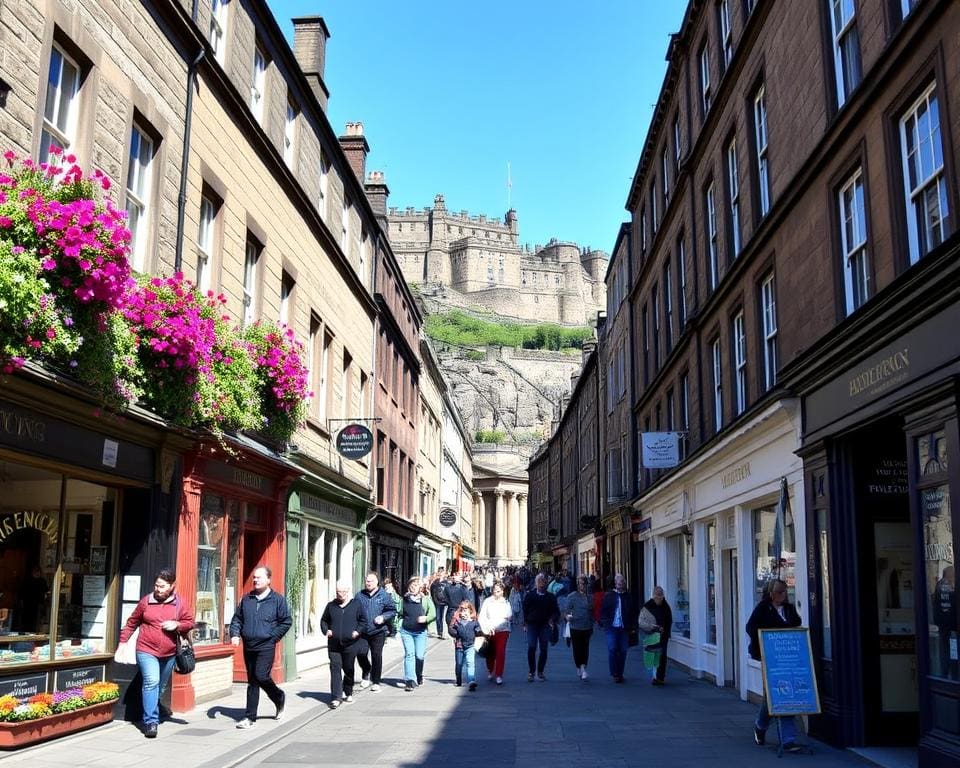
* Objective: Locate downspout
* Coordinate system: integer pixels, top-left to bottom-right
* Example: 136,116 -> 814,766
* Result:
365,231 -> 383,566
175,42 -> 206,272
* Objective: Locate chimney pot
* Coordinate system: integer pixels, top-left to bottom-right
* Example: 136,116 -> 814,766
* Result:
339,121 -> 370,183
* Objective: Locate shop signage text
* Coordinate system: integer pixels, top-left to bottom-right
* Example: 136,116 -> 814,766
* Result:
866,459 -> 908,496
300,493 -> 357,528
0,673 -> 47,700
233,469 -> 264,491
758,628 -> 821,715
641,432 -> 680,468
722,461 -> 751,488
0,408 -> 45,443
439,508 -> 457,528
848,349 -> 909,398
0,510 -> 59,545
335,424 -> 374,460
53,665 -> 104,691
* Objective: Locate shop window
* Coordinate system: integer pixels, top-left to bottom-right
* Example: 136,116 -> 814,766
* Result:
0,462 -> 116,666
817,508 -> 832,660
668,534 -> 690,639
917,430 -> 956,681
196,493 -> 225,644
752,505 -> 796,607
706,522 -> 717,645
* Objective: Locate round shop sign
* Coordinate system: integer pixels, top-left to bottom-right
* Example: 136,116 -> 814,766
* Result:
439,507 -> 457,528
335,424 -> 373,459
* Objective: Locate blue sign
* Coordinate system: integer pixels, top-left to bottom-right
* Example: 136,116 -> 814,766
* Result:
758,628 -> 821,715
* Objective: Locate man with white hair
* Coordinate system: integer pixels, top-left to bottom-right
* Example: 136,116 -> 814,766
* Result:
320,581 -> 368,708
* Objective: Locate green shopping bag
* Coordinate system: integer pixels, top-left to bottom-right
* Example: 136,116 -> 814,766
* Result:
643,631 -> 662,670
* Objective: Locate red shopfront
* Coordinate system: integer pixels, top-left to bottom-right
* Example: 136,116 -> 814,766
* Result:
170,443 -> 297,711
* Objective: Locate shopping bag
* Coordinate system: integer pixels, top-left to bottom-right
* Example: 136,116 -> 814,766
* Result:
474,636 -> 491,658
643,631 -> 662,670
638,607 -> 657,633
113,628 -> 139,665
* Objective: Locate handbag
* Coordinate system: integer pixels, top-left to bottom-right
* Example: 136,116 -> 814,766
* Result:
113,627 -> 139,665
474,635 -> 491,658
549,623 -> 559,646
175,633 -> 196,674
638,606 -> 657,633
628,629 -> 640,648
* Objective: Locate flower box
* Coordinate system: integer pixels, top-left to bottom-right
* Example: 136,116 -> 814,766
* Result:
0,699 -> 114,749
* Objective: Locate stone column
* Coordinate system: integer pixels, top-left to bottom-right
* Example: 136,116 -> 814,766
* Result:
517,493 -> 528,562
507,491 -> 519,560
494,488 -> 506,560
473,491 -> 485,557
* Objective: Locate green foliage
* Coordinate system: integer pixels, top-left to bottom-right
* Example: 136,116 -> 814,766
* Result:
463,349 -> 485,361
424,310 -> 592,351
475,429 -> 506,443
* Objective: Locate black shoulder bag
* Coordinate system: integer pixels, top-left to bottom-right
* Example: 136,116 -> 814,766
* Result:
174,599 -> 196,674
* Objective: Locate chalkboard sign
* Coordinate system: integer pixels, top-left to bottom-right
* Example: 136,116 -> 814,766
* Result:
0,673 -> 48,701
54,664 -> 104,691
758,627 -> 821,715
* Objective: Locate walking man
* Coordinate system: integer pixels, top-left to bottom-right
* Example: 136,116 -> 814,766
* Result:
522,573 -> 559,681
356,572 -> 397,692
430,570 -> 450,639
321,581 -> 368,708
600,573 -> 637,683
229,566 -> 292,729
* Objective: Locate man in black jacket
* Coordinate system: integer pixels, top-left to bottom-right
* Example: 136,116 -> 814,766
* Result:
643,586 -> 673,685
321,581 -> 369,707
522,573 -> 560,681
355,572 -> 397,692
430,569 -> 450,638
600,573 -> 638,683
229,566 -> 292,729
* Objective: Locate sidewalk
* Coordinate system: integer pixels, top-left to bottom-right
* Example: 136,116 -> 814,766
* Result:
0,632 -> 429,768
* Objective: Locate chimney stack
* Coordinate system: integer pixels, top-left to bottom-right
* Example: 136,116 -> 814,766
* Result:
365,170 -> 390,231
292,16 -> 330,111
339,122 -> 369,183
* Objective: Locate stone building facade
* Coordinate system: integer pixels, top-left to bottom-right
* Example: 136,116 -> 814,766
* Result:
387,194 -> 608,326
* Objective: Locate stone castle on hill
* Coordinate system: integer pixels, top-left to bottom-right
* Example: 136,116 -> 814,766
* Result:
386,194 -> 608,327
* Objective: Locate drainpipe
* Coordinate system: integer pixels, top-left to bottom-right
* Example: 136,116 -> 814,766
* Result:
174,44 -> 206,272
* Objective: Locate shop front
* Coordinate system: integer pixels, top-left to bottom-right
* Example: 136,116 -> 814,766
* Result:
416,534 -> 445,578
284,484 -> 365,677
576,532 -> 599,581
0,381 -> 176,730
797,273 -> 960,765
366,513 -> 419,592
172,440 -> 298,710
601,510 -> 631,588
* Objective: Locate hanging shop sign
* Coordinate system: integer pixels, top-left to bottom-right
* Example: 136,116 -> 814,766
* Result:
439,507 -> 457,528
336,424 -> 373,459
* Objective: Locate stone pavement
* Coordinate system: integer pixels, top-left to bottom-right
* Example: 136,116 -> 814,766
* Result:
0,630 -> 878,768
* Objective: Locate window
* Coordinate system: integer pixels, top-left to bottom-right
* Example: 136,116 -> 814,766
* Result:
677,234 -> 687,328
640,206 -> 647,253
251,44 -> 266,122
706,183 -> 719,290
284,98 -> 298,166
839,168 -> 870,313
727,138 -> 741,258
652,285 -> 660,368
342,196 -> 351,250
607,360 -> 615,413
669,535 -> 691,639
707,521 -> 717,644
761,273 -> 778,390
125,124 -> 153,272
719,0 -> 733,70
754,85 -> 770,217
0,462 -> 119,663
733,311 -> 746,415
830,0 -> 862,107
662,150 -> 670,205
712,338 -> 723,432
618,341 -> 626,398
900,0 -> 920,20
319,148 -> 330,215
753,505 -> 796,606
197,193 -> 219,293
666,389 -> 675,431
699,45 -> 712,116
295,522 -> 355,639
242,236 -> 260,327
674,114 -> 682,170
309,316 -> 333,423
680,373 -> 690,458
900,84 -> 949,263
360,230 -> 370,286
279,270 -> 295,327
641,304 -> 649,386
650,179 -> 658,234
40,45 -> 81,163
210,0 -> 228,64
663,261 -> 673,351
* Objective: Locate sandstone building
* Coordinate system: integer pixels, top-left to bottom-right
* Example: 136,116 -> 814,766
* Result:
388,195 -> 608,327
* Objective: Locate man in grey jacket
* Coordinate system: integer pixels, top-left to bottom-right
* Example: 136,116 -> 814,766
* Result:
356,572 -> 397,692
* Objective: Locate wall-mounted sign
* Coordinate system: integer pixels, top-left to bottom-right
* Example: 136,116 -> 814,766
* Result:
641,432 -> 680,468
54,665 -> 104,691
336,424 -> 373,460
439,508 -> 457,528
0,673 -> 47,700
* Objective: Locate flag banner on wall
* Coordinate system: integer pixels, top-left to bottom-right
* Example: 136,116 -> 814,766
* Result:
641,432 -> 681,468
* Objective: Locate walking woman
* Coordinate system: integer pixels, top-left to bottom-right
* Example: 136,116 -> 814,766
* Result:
118,569 -> 194,739
399,576 -> 435,691
449,600 -> 481,690
478,581 -> 513,685
565,575 -> 594,680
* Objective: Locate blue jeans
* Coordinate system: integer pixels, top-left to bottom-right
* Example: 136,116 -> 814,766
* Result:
400,628 -> 427,682
454,645 -> 476,684
526,623 -> 551,674
435,604 -> 448,637
136,651 -> 176,726
756,699 -> 797,744
605,627 -> 629,678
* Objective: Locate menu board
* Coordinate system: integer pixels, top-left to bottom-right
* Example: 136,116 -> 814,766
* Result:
758,627 -> 821,715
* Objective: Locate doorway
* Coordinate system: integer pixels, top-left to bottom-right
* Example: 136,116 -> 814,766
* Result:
723,549 -> 740,688
233,528 -> 271,682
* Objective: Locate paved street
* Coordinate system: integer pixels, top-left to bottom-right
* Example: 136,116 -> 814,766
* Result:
0,630 -> 875,768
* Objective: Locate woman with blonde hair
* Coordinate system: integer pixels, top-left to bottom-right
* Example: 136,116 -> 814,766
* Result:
478,581 -> 513,685
399,576 -> 435,691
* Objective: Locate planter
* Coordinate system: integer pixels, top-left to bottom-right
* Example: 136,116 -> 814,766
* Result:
0,701 -> 115,749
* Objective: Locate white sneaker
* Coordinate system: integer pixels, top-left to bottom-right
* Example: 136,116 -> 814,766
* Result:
342,694 -> 354,703
236,718 -> 255,729
495,676 -> 503,685
581,668 -> 589,681
359,679 -> 370,689
576,666 -> 582,679
330,700 -> 341,709
370,684 -> 380,693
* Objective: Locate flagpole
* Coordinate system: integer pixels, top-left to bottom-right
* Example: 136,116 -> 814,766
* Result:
507,161 -> 512,209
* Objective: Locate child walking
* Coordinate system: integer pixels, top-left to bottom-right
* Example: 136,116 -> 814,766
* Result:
449,601 -> 481,691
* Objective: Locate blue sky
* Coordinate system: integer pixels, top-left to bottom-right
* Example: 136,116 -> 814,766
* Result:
272,2 -> 686,255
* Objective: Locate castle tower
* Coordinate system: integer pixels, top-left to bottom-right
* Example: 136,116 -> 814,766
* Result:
426,194 -> 450,284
